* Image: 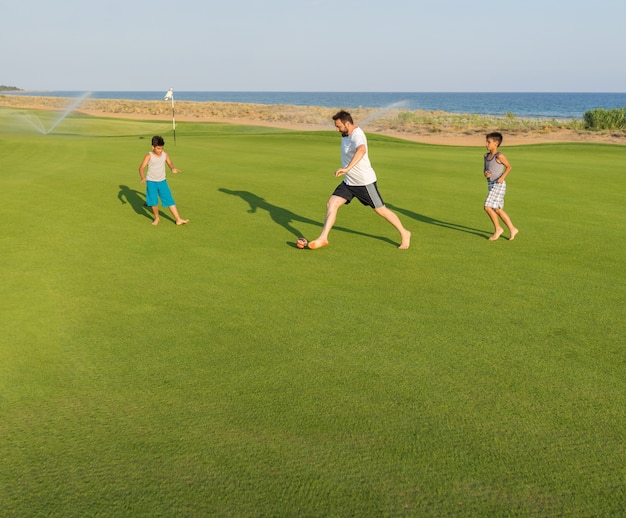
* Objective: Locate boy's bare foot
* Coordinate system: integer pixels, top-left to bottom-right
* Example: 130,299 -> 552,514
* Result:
399,231 -> 411,249
488,228 -> 504,241
176,219 -> 189,226
308,239 -> 329,250
152,218 -> 160,226
509,228 -> 519,240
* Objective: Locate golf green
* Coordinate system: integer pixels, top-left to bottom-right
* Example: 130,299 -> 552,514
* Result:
1,109 -> 624,516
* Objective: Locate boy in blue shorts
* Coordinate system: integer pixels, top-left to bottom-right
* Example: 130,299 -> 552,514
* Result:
138,135 -> 188,226
483,132 -> 518,241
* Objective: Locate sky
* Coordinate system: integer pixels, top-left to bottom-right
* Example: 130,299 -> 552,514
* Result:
2,0 -> 625,92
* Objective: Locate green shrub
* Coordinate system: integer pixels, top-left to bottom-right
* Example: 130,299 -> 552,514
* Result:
583,107 -> 626,130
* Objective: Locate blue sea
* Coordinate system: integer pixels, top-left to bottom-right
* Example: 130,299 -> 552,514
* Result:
4,91 -> 626,119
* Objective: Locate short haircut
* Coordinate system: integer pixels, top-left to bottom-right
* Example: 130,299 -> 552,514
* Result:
152,135 -> 165,146
486,132 -> 503,146
332,110 -> 353,125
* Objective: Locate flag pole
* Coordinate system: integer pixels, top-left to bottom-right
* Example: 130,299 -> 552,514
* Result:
164,88 -> 176,144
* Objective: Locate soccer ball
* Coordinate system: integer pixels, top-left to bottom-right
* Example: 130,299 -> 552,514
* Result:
296,237 -> 308,249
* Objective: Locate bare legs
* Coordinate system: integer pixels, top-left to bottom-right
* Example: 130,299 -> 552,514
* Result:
150,205 -> 160,226
484,206 -> 517,241
374,205 -> 411,249
309,195 -> 411,249
308,195 -> 345,248
150,205 -> 189,226
169,205 -> 189,226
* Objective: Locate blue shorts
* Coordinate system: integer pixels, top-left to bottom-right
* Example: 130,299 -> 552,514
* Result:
332,181 -> 385,209
146,180 -> 175,207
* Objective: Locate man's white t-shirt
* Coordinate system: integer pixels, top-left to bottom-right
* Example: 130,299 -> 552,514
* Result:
341,127 -> 377,186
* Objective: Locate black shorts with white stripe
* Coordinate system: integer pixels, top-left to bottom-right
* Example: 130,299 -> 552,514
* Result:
332,181 -> 385,209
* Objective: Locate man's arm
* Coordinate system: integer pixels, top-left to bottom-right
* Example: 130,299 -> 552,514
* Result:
335,144 -> 366,177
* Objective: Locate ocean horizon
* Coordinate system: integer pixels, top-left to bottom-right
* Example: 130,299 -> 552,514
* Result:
3,91 -> 626,120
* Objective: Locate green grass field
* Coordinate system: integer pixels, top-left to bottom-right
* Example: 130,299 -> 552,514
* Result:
1,108 -> 625,516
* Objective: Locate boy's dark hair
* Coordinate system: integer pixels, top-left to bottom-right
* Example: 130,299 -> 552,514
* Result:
152,135 -> 165,146
332,110 -> 353,124
486,132 -> 503,146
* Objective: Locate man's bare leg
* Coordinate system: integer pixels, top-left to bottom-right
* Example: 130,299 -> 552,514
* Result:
374,205 -> 411,249
309,195 -> 346,249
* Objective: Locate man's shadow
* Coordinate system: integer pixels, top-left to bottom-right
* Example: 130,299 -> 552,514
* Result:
117,185 -> 175,224
219,188 -> 396,246
385,203 -> 489,239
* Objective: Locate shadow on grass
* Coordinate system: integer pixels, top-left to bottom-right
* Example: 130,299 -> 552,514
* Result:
219,188 -> 396,246
386,203 -> 489,239
117,185 -> 175,224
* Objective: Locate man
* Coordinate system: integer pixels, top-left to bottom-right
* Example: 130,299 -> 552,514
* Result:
308,110 -> 411,250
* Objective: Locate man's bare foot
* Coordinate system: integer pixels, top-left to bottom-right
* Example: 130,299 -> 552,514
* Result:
152,218 -> 160,226
488,228 -> 504,241
398,230 -> 411,250
509,228 -> 519,240
308,239 -> 329,250
176,219 -> 189,226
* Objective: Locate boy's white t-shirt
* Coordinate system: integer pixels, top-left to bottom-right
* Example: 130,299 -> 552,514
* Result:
341,127 -> 377,186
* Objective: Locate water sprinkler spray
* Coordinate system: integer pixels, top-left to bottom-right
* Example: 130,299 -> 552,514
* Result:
360,100 -> 410,127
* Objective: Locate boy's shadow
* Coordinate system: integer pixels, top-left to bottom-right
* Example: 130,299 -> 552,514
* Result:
385,203 -> 489,238
117,185 -> 175,224
219,188 -> 396,246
